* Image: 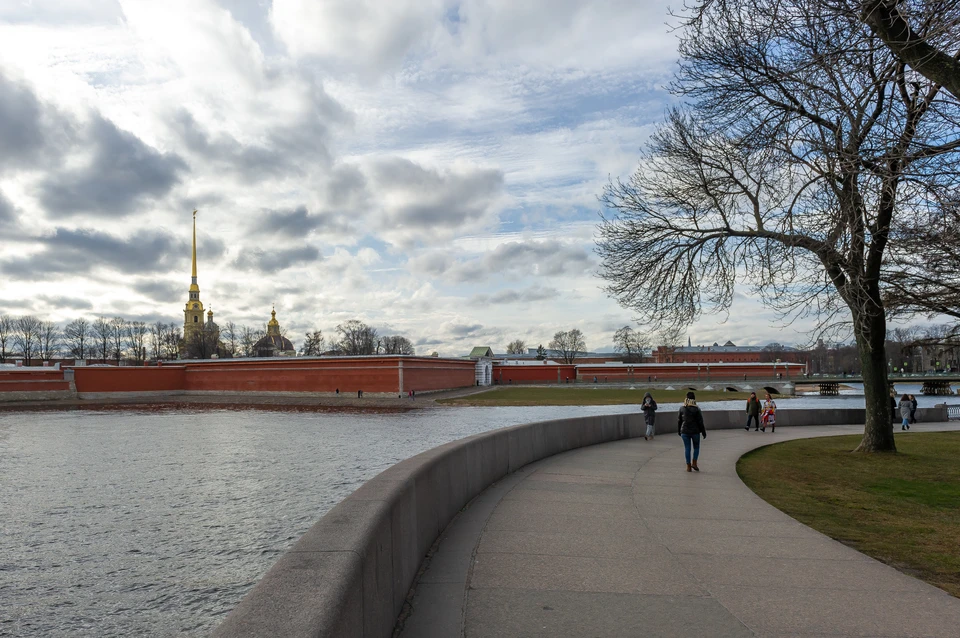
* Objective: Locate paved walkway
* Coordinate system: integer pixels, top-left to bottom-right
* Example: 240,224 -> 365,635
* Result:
399,423 -> 960,637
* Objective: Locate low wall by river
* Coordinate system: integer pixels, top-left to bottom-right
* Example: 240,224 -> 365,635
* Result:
213,407 -> 949,638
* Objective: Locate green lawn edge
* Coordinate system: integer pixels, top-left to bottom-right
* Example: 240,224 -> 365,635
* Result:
737,432 -> 960,598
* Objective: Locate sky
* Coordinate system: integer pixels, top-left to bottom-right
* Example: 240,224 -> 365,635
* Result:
0,0 -> 810,355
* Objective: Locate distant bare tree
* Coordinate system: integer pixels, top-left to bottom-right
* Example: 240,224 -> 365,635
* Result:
109,317 -> 127,363
221,321 -> 238,358
613,326 -> 648,362
382,335 -> 415,355
549,329 -> 586,364
505,339 -> 527,355
126,321 -> 149,364
64,318 -> 90,360
163,324 -> 182,359
239,325 -> 263,357
13,315 -> 42,364
302,330 -> 326,356
92,317 -> 111,363
336,320 -> 378,355
597,0 -> 960,452
38,321 -> 61,361
0,314 -> 12,362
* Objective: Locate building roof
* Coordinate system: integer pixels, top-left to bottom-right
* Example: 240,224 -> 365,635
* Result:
663,344 -> 803,353
254,333 -> 295,353
469,346 -> 494,358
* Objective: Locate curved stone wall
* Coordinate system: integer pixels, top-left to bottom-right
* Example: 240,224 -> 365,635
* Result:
213,406 -> 949,638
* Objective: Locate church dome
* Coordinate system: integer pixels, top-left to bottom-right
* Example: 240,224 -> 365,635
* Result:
254,306 -> 296,357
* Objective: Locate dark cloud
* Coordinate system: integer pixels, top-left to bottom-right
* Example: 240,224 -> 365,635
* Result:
35,295 -> 93,310
446,322 -> 484,337
133,280 -> 183,303
169,81 -> 347,181
38,114 -> 186,218
0,227 -> 225,280
411,239 -> 594,283
371,157 -> 503,231
0,191 -> 15,226
234,245 -> 321,272
471,285 -> 561,305
0,73 -> 71,173
327,163 -> 367,208
253,205 -> 351,238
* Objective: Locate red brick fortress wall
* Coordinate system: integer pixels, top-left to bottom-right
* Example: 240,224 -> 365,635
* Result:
491,364 -> 578,384
401,358 -> 477,392
72,366 -> 186,393
575,362 -> 806,381
0,368 -> 71,393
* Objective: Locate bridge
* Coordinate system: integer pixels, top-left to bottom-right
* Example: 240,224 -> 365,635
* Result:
807,373 -> 960,396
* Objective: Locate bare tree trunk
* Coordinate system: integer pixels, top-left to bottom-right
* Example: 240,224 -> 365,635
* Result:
853,305 -> 896,452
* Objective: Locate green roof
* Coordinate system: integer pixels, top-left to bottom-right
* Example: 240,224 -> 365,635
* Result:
469,346 -> 494,358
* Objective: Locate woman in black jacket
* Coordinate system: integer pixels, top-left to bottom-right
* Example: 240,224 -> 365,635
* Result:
678,391 -> 707,472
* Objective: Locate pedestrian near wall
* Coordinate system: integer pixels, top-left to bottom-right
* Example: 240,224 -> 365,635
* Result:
890,389 -> 898,424
641,392 -> 657,441
760,392 -> 777,432
899,394 -> 912,430
909,394 -> 918,424
677,391 -> 706,472
745,392 -> 761,431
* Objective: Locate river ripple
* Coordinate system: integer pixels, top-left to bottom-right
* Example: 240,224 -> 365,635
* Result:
0,392 -> 954,637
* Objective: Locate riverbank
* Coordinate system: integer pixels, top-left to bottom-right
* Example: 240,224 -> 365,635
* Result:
437,386 -> 756,406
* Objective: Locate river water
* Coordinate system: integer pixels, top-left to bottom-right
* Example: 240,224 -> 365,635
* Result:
0,389 -> 954,637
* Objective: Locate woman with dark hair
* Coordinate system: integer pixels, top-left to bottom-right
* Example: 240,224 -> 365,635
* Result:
909,394 -> 919,424
678,391 -> 706,472
641,392 -> 658,441
899,393 -> 912,430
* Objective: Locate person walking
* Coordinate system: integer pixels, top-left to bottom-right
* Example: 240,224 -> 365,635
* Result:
678,391 -> 706,472
760,392 -> 777,432
641,392 -> 658,441
909,394 -> 919,424
899,393 -> 912,430
745,392 -> 761,431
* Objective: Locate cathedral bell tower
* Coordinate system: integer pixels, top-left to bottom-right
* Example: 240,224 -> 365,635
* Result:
184,210 -> 205,338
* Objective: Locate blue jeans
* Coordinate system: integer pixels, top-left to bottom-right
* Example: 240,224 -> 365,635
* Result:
681,433 -> 700,464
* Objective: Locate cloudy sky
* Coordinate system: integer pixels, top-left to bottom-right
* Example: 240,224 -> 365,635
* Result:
0,0 -> 804,355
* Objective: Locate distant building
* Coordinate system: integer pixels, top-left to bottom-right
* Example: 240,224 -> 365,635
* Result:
254,307 -> 296,357
655,341 -> 809,365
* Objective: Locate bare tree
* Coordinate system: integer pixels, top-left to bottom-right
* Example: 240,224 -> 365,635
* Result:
0,314 -> 12,362
302,330 -> 326,356
239,324 -> 263,357
92,316 -> 111,363
549,329 -> 586,364
382,335 -> 415,355
126,321 -> 149,364
109,317 -> 127,363
164,323 -> 182,360
13,315 -> 42,364
855,0 -> 960,100
597,0 -> 960,452
505,339 -> 527,355
38,321 -> 61,361
221,321 -> 238,358
613,326 -> 648,362
64,318 -> 90,360
336,319 -> 378,355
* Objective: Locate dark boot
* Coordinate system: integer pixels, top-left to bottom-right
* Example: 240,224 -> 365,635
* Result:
691,459 -> 700,472
686,463 -> 692,472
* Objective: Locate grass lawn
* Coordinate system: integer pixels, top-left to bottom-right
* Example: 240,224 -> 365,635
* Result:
738,432 -> 960,597
438,386 -> 754,406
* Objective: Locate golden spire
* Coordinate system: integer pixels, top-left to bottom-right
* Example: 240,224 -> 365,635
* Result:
190,210 -> 199,292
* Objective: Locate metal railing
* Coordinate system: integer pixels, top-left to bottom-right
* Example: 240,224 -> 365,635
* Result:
946,405 -> 960,420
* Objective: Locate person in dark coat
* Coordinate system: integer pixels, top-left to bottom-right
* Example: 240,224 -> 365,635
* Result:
909,394 -> 918,424
890,390 -> 898,424
641,392 -> 658,441
678,391 -> 707,472
745,392 -> 761,431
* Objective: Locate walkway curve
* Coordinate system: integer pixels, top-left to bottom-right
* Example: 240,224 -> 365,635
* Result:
398,423 -> 960,638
